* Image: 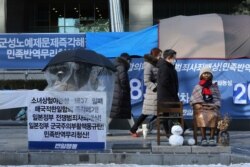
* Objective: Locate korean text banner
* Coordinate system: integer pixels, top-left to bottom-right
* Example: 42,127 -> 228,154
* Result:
28,90 -> 106,150
0,34 -> 85,69
129,58 -> 250,119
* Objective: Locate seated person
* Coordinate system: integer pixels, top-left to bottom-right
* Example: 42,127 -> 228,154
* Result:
190,67 -> 221,146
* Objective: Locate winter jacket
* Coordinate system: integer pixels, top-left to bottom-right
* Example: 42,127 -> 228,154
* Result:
190,83 -> 221,128
142,55 -> 159,115
157,59 -> 179,102
190,83 -> 221,108
110,57 -> 131,119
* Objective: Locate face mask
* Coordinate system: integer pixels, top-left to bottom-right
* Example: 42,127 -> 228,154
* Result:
171,59 -> 177,65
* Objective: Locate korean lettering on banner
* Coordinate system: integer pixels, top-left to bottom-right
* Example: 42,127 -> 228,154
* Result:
0,36 -> 85,59
233,83 -> 249,104
173,59 -> 250,118
127,58 -> 144,117
27,91 -> 106,150
128,58 -> 144,104
123,58 -> 250,118
0,34 -> 86,69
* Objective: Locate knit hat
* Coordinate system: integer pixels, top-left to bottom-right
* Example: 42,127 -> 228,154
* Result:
199,67 -> 213,79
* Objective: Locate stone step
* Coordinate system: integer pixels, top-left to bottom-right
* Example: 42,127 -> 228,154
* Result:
112,143 -> 151,153
151,141 -> 231,154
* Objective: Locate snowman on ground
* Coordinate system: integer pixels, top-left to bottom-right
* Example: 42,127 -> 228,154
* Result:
169,124 -> 184,146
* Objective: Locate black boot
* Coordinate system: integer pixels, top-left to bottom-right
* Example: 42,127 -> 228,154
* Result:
130,114 -> 147,133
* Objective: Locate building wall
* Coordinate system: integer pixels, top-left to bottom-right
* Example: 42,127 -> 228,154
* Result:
6,0 -> 30,33
129,0 -> 152,31
0,0 -> 6,33
2,0 -> 246,33
5,0 -> 111,33
153,0 -> 243,24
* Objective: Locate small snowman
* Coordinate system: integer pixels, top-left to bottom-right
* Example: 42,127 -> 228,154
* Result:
169,124 -> 184,146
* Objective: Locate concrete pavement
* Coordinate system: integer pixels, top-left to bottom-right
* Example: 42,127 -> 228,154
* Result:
0,125 -> 250,165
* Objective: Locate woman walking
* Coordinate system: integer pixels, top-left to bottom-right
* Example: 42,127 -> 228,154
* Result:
130,48 -> 162,137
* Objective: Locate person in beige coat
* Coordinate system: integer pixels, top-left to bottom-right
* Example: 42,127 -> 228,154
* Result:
130,48 -> 161,137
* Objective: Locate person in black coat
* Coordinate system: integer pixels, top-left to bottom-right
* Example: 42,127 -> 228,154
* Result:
108,53 -> 134,134
157,49 -> 180,134
157,49 -> 179,102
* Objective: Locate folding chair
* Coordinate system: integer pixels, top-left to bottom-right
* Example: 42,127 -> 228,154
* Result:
157,101 -> 184,145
